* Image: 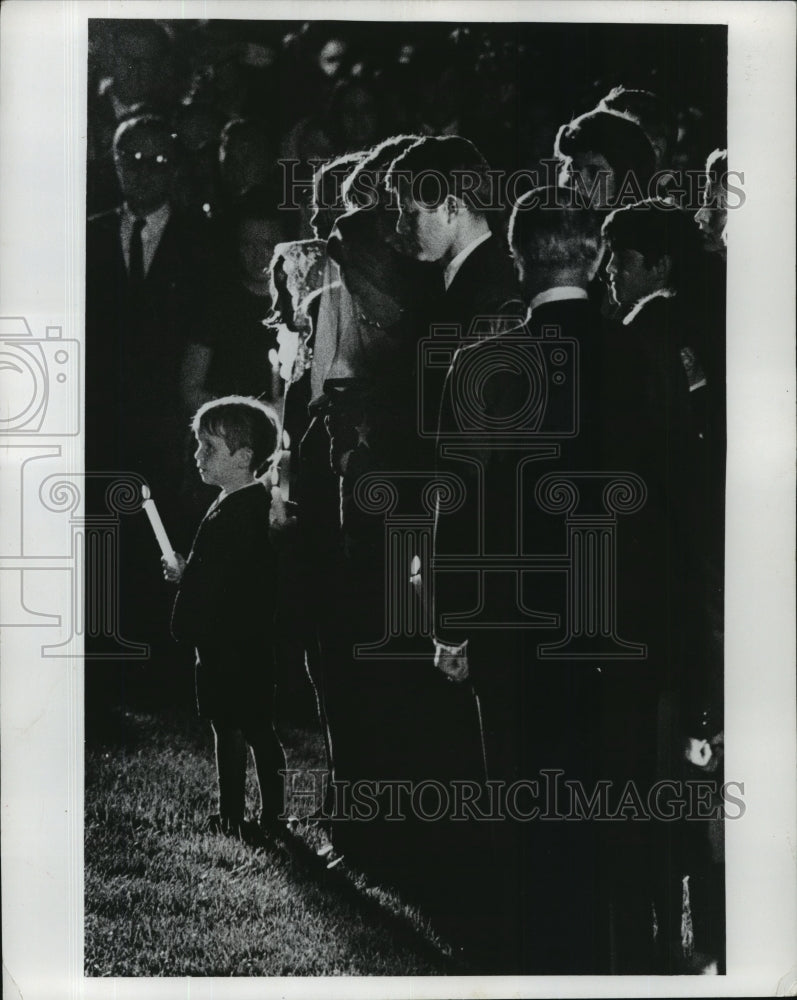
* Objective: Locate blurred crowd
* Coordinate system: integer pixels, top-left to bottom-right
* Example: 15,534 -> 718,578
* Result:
85,17 -> 729,978
88,19 -> 725,221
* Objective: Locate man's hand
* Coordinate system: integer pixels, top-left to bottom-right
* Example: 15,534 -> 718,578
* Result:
684,737 -> 713,768
683,731 -> 723,772
161,552 -> 186,584
269,487 -> 298,535
434,640 -> 470,684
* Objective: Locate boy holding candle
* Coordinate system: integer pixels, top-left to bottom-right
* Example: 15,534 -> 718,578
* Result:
163,395 -> 288,841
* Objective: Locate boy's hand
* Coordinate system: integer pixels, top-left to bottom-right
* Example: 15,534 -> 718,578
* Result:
162,552 -> 186,583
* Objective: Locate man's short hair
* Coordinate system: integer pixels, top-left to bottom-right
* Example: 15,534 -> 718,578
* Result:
555,109 -> 657,194
598,86 -> 678,161
220,118 -> 270,155
113,113 -> 172,152
191,396 -> 279,474
341,134 -> 421,210
385,135 -> 496,215
705,148 -> 728,189
509,187 -> 602,272
112,19 -> 171,52
601,198 -> 704,291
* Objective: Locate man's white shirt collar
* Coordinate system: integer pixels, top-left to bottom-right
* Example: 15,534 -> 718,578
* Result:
443,230 -> 492,291
529,286 -> 588,314
622,287 -> 675,326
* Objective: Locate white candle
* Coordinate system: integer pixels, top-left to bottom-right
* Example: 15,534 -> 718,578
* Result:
141,486 -> 178,570
271,429 -> 291,502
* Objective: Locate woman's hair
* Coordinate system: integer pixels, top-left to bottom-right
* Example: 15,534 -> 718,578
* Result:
597,86 -> 678,162
341,134 -> 421,210
555,109 -> 657,194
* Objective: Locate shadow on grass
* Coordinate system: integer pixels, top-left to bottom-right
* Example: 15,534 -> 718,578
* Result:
259,825 -> 468,974
85,706 -> 467,975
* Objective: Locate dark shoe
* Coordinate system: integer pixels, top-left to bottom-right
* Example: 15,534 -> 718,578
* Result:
325,850 -> 345,871
203,813 -> 245,837
238,820 -> 267,847
259,817 -> 292,844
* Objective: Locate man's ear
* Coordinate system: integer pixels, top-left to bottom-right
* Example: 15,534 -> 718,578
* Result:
654,253 -> 673,285
235,445 -> 254,469
443,194 -> 460,221
586,253 -> 602,283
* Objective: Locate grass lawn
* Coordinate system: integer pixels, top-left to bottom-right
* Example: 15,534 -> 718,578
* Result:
85,707 -> 458,977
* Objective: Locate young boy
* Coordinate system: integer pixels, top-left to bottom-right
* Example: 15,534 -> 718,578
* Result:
163,395 -> 286,840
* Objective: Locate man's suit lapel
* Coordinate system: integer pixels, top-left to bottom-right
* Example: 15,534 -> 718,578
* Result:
443,236 -> 495,327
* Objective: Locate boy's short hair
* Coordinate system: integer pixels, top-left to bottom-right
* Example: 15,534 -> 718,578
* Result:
601,198 -> 703,291
191,396 -> 279,474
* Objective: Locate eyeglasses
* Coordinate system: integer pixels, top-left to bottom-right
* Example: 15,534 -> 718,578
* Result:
115,150 -> 171,167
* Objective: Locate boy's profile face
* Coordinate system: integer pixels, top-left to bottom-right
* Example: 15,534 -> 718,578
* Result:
605,246 -> 664,309
193,429 -> 250,490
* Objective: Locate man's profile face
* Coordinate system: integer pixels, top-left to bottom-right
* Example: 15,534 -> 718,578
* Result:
695,178 -> 727,253
395,193 -> 452,262
605,246 -> 662,309
114,125 -> 174,214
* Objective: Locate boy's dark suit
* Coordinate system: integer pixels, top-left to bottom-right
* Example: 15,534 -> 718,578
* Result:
171,481 -> 285,825
171,482 -> 278,724
599,290 -> 720,972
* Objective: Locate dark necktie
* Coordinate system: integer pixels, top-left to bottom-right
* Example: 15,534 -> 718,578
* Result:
128,216 -> 146,284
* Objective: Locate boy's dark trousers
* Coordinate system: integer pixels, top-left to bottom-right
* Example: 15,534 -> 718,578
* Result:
212,711 -> 286,827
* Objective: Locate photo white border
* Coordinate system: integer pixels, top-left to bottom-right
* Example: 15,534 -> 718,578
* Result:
1,2 -> 794,997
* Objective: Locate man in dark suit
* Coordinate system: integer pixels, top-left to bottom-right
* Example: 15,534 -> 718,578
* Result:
388,134 -> 523,338
86,113 -> 216,543
431,187 -> 608,972
85,114 -> 216,690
